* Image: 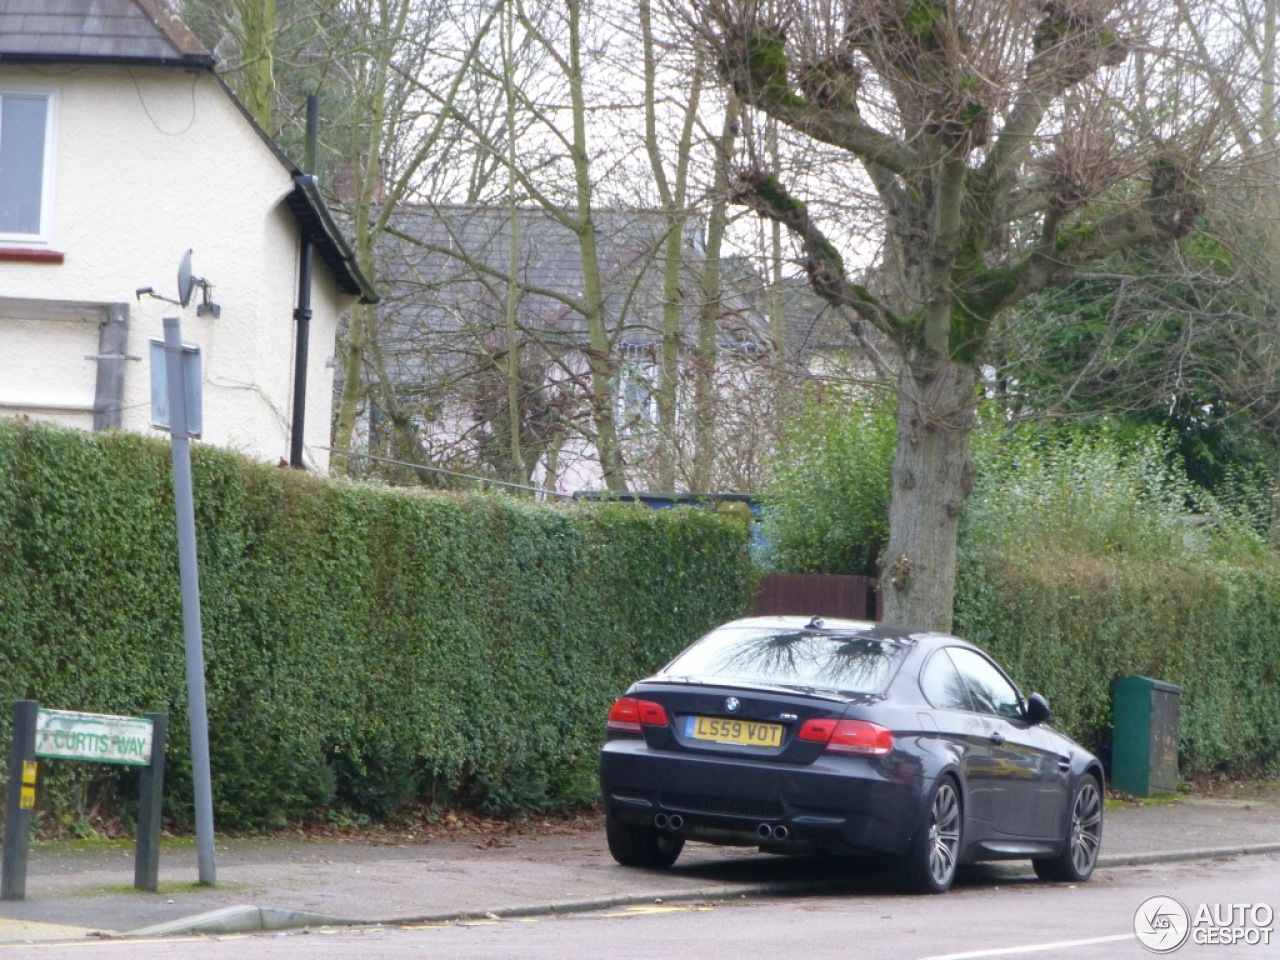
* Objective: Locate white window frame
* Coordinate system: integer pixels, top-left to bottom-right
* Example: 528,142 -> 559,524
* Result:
616,358 -> 659,434
0,88 -> 57,245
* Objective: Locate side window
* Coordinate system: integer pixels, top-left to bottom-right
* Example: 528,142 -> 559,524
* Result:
919,650 -> 974,711
0,91 -> 54,241
948,648 -> 1023,720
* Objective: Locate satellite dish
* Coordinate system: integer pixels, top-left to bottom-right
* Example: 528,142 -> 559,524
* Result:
177,249 -> 195,308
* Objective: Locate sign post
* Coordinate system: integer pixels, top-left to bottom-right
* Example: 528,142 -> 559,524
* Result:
134,712 -> 167,892
162,315 -> 216,886
1,700 -> 37,901
2,703 -> 166,900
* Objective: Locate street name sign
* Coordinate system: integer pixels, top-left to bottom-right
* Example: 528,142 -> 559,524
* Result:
34,710 -> 153,766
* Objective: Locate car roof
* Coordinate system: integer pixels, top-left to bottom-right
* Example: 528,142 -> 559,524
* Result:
714,616 -> 951,646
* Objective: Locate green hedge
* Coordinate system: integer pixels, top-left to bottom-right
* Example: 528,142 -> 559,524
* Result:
0,421 -> 754,829
945,424 -> 1280,777
955,549 -> 1280,773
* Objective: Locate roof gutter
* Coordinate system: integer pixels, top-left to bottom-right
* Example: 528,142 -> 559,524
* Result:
0,54 -> 214,69
285,175 -> 378,304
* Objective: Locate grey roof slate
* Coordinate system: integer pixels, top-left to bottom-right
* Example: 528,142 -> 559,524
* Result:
0,0 -> 210,66
371,204 -> 856,391
377,204 -> 768,348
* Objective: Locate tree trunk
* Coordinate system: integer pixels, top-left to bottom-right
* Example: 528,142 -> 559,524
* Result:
566,0 -> 625,491
880,355 -> 978,633
690,96 -> 740,492
332,301 -> 370,477
233,0 -> 276,131
502,0 -> 527,488
643,1 -> 700,492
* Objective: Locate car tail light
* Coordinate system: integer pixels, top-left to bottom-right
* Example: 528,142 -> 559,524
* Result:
797,718 -> 838,742
607,697 -> 668,732
798,718 -> 893,756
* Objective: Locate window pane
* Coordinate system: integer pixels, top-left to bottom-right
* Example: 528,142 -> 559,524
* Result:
0,96 -> 47,235
948,648 -> 1023,719
662,625 -> 910,696
919,650 -> 973,711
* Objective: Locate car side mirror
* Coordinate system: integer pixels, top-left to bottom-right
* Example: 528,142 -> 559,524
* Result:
1024,692 -> 1050,725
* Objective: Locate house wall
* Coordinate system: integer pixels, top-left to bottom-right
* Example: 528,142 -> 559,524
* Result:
0,63 -> 346,470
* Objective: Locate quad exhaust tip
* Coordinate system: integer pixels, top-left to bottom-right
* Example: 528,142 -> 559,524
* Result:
758,822 -> 789,840
653,814 -> 684,831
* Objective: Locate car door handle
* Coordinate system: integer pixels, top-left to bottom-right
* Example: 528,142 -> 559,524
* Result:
989,731 -> 1006,746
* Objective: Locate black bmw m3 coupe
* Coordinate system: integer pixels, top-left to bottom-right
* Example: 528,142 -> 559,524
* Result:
599,616 -> 1104,893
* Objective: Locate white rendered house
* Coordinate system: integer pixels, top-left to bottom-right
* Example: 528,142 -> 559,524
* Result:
0,0 -> 375,470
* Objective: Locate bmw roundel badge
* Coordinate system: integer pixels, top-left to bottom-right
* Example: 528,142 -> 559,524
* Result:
724,697 -> 741,713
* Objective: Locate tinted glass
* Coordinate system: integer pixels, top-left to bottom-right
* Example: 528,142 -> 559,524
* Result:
919,650 -> 973,710
948,648 -> 1023,719
0,95 -> 47,235
661,625 -> 909,695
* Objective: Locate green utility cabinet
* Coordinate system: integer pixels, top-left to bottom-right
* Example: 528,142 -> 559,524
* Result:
1111,675 -> 1181,797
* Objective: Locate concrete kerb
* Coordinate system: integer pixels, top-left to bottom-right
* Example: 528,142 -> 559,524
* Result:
127,906 -> 366,938
120,844 -> 1280,940
121,882 -> 830,939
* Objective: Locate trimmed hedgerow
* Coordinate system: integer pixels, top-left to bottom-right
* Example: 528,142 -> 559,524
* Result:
0,420 -> 754,829
955,425 -> 1280,775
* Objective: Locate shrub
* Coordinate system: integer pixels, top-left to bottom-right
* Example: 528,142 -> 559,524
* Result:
760,391 -> 897,575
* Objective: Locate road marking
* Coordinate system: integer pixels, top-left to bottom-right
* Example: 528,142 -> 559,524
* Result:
918,933 -> 1136,960
0,920 -> 107,942
0,936 -> 228,950
594,905 -> 710,919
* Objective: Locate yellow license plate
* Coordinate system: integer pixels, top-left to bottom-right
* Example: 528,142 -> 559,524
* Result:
686,715 -> 783,748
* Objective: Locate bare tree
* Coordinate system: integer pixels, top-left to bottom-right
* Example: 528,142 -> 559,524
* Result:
680,0 -> 1221,629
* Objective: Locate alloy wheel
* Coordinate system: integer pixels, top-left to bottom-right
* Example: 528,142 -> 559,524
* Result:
1069,779 -> 1103,875
929,782 -> 961,888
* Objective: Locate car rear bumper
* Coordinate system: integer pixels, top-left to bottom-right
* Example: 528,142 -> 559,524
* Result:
599,738 -> 924,856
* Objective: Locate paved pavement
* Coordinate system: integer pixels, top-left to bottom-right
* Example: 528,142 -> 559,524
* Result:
1,793 -> 1278,944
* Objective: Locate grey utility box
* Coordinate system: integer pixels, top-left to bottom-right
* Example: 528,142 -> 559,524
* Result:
1111,675 -> 1181,797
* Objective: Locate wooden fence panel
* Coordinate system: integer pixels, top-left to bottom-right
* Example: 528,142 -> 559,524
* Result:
753,574 -> 880,620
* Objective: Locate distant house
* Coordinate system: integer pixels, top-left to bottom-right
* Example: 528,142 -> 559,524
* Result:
0,0 -> 375,470
362,204 -> 858,492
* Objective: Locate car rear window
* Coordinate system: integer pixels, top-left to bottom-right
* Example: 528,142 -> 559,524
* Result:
661,626 -> 909,695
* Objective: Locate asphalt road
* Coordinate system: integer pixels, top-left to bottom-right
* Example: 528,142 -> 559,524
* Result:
6,853 -> 1275,960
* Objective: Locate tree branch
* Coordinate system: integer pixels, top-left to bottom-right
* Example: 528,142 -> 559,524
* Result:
708,15 -> 918,176
982,3 -> 1129,226
969,156 -> 1206,313
730,168 -> 905,338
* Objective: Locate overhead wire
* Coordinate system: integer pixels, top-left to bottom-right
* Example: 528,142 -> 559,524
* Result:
317,446 -> 577,499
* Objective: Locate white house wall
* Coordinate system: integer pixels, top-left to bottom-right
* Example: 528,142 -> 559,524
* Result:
0,63 -> 345,470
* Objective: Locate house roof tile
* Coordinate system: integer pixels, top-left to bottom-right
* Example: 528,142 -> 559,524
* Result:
0,0 -> 211,66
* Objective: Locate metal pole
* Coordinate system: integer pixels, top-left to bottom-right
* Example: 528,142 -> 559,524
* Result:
163,317 -> 216,885
2,700 -> 37,901
134,712 -> 167,892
